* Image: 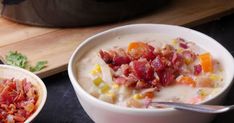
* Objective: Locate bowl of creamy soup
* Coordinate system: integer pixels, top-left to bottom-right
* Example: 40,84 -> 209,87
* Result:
68,24 -> 234,123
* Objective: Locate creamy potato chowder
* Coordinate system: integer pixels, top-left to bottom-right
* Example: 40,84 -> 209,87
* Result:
76,33 -> 223,108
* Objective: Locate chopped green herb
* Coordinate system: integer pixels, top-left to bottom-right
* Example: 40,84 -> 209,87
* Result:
5,51 -> 48,72
5,51 -> 28,68
30,61 -> 48,72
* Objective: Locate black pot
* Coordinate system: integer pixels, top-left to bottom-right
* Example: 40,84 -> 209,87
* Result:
1,0 -> 168,27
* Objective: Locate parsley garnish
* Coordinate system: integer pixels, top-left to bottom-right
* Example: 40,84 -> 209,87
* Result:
30,61 -> 48,72
5,51 -> 48,72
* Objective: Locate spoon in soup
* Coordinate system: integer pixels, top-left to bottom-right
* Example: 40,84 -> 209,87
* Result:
150,102 -> 234,114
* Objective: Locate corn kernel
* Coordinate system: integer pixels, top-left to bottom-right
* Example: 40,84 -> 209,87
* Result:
209,74 -> 220,81
197,89 -> 207,98
184,58 -> 192,65
133,94 -> 144,100
93,77 -> 103,86
112,83 -> 120,89
100,84 -> 110,93
95,64 -> 102,72
90,70 -> 97,75
177,48 -> 183,53
172,39 -> 177,45
90,64 -> 102,75
99,94 -> 114,103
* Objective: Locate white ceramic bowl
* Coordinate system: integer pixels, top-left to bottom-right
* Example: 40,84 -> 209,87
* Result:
0,65 -> 47,123
68,24 -> 234,123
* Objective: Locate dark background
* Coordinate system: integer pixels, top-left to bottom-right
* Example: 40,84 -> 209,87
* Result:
32,13 -> 234,123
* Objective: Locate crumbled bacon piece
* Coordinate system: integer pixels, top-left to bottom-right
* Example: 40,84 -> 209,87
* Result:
158,69 -> 175,86
99,48 -> 131,69
114,76 -> 136,88
171,53 -> 184,71
176,37 -> 186,42
120,64 -> 131,76
128,42 -> 156,60
99,50 -> 113,64
132,59 -> 155,82
182,50 -> 196,65
151,56 -> 165,72
99,39 -> 198,90
161,44 -> 175,57
176,37 -> 189,49
194,64 -> 202,75
142,45 -> 156,61
179,42 -> 188,49
113,56 -> 131,66
0,78 -> 38,123
136,81 -> 151,89
114,77 -> 127,85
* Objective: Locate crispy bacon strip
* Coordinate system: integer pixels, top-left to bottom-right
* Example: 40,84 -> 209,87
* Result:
99,40 -> 198,90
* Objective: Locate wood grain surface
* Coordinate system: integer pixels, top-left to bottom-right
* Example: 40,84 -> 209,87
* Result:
0,0 -> 234,78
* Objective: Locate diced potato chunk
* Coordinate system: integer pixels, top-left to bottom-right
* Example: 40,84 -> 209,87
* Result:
118,86 -> 132,101
112,83 -> 120,90
99,94 -> 115,103
89,86 -> 100,98
106,92 -> 117,102
127,98 -> 143,108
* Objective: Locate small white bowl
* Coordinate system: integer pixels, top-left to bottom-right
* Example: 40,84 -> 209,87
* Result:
68,24 -> 234,123
0,65 -> 47,123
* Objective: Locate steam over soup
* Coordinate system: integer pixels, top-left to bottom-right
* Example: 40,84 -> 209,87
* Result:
76,33 -> 223,108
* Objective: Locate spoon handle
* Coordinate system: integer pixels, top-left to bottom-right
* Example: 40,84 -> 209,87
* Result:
151,102 -> 229,114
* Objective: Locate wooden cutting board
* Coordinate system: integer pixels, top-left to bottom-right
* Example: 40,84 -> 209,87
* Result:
0,0 -> 234,78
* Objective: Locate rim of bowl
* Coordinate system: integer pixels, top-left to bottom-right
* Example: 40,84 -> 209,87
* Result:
0,64 -> 47,123
68,24 -> 234,113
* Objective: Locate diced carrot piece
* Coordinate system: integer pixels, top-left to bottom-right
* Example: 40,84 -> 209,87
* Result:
128,42 -> 147,51
177,76 -> 196,87
143,92 -> 155,99
128,42 -> 148,58
198,53 -> 213,72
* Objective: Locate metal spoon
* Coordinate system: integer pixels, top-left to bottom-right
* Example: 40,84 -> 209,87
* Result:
151,102 -> 234,114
